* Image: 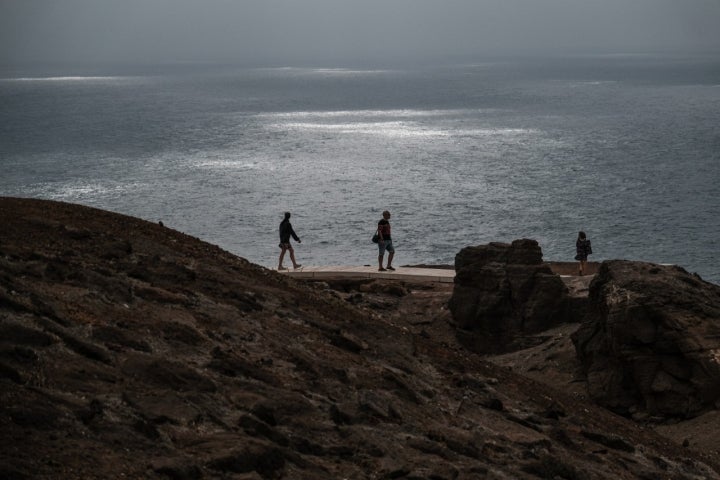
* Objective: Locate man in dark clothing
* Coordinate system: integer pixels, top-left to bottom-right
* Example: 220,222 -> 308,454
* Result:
278,212 -> 301,270
377,210 -> 395,271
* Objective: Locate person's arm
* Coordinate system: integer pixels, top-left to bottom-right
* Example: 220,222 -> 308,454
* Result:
290,225 -> 300,243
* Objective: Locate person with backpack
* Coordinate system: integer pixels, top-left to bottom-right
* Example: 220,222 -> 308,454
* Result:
575,231 -> 592,276
376,210 -> 395,271
278,212 -> 301,270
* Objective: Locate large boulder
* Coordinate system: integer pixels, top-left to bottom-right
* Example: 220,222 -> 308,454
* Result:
572,260 -> 720,419
449,239 -> 573,353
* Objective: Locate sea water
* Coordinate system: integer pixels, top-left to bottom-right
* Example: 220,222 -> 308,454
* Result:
1,55 -> 719,283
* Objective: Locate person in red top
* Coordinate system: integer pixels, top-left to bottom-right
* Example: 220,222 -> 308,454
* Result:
376,210 -> 395,271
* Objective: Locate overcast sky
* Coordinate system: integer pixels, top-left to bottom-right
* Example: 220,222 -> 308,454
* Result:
2,0 -> 720,66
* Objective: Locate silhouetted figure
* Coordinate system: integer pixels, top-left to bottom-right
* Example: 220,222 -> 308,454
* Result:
278,212 -> 301,270
376,210 -> 395,271
575,231 -> 592,275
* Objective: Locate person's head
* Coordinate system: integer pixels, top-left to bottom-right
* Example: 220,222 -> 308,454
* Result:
578,231 -> 586,240
284,212 -> 291,220
382,210 -> 391,219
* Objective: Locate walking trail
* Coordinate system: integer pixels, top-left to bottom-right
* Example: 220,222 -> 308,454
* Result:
276,265 -> 456,283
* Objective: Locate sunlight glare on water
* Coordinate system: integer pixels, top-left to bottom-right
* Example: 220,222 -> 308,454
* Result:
1,57 -> 719,283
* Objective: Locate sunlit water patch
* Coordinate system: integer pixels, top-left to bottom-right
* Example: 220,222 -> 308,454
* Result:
2,57 -> 719,282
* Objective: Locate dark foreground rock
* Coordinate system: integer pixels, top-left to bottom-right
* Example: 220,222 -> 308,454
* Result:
449,239 -> 578,353
2,198 -> 719,479
572,260 -> 720,419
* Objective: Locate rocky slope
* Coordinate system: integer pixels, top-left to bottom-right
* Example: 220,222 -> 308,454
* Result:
1,197 -> 719,479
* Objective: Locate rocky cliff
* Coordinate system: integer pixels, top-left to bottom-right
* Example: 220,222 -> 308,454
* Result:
449,240 -> 576,354
1,197 -> 718,479
450,240 -> 720,421
573,260 -> 720,419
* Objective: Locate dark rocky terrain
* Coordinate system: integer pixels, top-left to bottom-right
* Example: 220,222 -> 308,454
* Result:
2,197 -> 720,479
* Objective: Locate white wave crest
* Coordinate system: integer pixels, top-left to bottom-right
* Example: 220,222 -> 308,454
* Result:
1,76 -> 132,83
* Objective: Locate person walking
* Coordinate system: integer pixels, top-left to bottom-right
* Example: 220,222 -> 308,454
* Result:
575,231 -> 592,276
278,212 -> 301,270
376,210 -> 395,271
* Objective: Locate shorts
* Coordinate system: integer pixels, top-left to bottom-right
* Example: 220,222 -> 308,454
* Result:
279,242 -> 293,250
378,239 -> 395,255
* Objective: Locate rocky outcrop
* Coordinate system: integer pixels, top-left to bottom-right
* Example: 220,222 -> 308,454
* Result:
449,239 -> 575,353
2,198 -> 719,479
572,260 -> 720,419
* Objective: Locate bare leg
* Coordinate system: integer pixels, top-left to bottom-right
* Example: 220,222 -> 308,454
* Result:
289,249 -> 300,268
378,254 -> 385,271
278,246 -> 287,269
579,260 -> 586,276
387,251 -> 394,269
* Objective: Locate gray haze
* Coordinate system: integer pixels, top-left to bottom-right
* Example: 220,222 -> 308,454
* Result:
2,0 -> 720,66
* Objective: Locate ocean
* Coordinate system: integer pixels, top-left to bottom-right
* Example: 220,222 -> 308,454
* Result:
1,55 -> 719,283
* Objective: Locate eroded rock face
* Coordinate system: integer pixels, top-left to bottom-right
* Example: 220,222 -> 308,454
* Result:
449,239 -> 573,353
572,260 -> 720,419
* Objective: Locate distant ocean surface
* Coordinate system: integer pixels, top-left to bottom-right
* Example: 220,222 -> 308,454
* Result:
2,55 -> 719,283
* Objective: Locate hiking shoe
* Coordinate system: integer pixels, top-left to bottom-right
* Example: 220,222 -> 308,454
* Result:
293,264 -> 302,269
278,266 -> 288,270
386,266 -> 395,271
378,267 -> 386,271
